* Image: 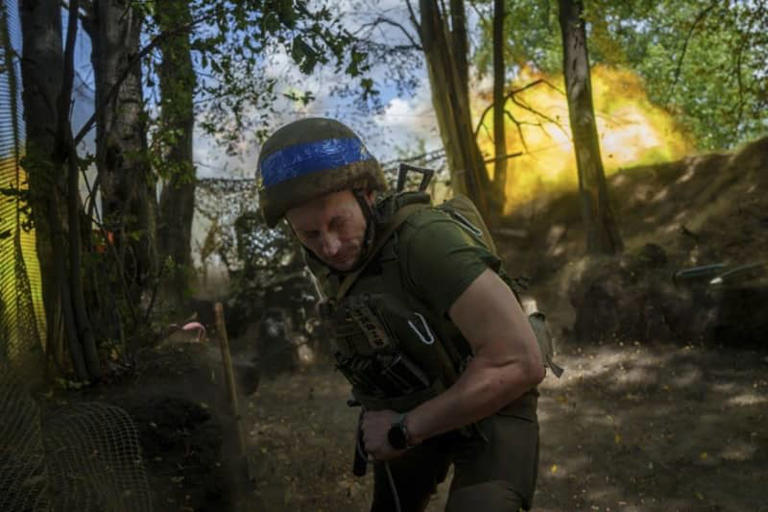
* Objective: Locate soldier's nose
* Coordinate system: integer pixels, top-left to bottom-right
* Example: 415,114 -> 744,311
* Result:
321,234 -> 341,258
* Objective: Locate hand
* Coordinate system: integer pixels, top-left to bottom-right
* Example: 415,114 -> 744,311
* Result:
361,409 -> 406,461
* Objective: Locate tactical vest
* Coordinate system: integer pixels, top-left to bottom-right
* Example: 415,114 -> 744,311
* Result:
308,191 -> 561,413
306,194 -> 459,411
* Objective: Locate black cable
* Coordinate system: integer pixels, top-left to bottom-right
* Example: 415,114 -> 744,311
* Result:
384,461 -> 402,512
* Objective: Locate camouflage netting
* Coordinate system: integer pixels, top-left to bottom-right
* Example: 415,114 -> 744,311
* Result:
0,367 -> 49,511
195,178 -> 319,337
0,364 -> 153,512
44,402 -> 153,512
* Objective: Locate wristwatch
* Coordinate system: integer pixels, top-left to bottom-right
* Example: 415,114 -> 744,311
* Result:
387,413 -> 411,450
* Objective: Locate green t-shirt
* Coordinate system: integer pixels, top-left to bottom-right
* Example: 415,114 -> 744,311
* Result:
398,208 -> 505,318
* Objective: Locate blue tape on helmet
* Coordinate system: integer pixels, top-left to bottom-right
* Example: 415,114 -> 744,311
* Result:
260,137 -> 374,187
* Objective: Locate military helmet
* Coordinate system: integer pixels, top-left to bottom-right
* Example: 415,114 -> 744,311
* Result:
257,118 -> 388,227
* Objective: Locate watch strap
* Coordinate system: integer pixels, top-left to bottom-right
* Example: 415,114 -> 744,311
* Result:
389,413 -> 410,449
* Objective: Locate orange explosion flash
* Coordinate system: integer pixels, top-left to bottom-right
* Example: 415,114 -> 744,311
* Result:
474,65 -> 693,214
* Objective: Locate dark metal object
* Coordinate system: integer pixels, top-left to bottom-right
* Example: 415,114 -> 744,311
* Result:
397,163 -> 434,193
673,262 -> 767,286
710,262 -> 767,285
673,263 -> 727,284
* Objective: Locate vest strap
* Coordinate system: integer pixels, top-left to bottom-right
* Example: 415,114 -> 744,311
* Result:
336,203 -> 428,299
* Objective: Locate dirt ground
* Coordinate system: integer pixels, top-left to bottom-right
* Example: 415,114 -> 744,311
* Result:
238,341 -> 767,512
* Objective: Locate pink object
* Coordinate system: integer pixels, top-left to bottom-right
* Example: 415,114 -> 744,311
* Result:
181,321 -> 206,342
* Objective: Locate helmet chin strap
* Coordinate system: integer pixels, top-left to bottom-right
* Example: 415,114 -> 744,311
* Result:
349,189 -> 378,272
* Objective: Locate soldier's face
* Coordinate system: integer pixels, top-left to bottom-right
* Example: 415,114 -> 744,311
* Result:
286,189 -> 372,272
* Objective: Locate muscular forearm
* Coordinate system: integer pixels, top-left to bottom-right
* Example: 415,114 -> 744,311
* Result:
405,355 -> 542,445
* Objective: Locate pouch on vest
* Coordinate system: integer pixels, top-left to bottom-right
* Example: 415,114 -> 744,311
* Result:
323,293 -> 455,411
528,312 -> 564,378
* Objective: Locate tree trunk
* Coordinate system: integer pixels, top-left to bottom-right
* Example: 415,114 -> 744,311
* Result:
19,0 -> 65,369
492,0 -> 507,215
155,0 -> 196,301
19,0 -> 97,380
90,0 -> 158,292
558,0 -> 622,254
417,0 -> 490,219
60,0 -> 101,379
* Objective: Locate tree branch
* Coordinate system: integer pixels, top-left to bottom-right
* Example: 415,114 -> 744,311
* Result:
380,148 -> 445,168
59,0 -> 79,134
735,34 -> 746,130
61,0 -> 91,21
503,109 -> 530,152
357,16 -> 423,50
667,0 -> 717,102
405,0 -> 422,42
79,164 -> 139,326
483,151 -> 522,164
509,94 -> 567,135
467,0 -> 491,29
474,79 -> 563,137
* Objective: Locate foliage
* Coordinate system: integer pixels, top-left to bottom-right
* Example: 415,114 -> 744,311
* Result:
473,0 -> 562,77
472,0 -> 768,150
587,0 -> 768,150
193,178 -> 306,289
141,0 -> 377,160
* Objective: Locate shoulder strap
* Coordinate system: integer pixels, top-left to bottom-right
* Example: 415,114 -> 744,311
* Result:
336,203 -> 428,300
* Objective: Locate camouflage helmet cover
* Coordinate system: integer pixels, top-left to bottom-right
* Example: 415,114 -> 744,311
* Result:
257,118 -> 387,227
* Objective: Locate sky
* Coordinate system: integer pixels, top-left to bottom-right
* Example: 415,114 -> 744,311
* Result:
67,2 -> 444,181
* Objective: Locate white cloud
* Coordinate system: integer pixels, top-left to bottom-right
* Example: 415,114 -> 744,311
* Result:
192,1 -> 444,178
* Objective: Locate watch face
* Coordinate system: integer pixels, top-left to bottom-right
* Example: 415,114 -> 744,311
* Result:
388,424 -> 408,450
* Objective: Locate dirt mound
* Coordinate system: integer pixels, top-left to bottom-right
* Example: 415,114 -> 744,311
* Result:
566,243 -> 709,344
73,342 -> 252,512
499,136 -> 768,345
128,397 -> 232,512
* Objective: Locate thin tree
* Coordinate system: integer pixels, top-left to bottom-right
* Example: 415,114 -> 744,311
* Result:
492,0 -> 507,215
85,0 -> 159,293
558,0 -> 622,254
155,0 -> 196,303
408,0 -> 491,218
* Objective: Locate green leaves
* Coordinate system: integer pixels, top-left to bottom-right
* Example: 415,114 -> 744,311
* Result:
473,0 -> 768,150
345,49 -> 366,77
141,0 -> 375,153
291,36 -> 320,74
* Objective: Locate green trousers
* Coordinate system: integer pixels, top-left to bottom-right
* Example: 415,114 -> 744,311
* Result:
369,391 -> 539,512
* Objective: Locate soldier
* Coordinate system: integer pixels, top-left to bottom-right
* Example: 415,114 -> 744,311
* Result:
257,118 -> 546,511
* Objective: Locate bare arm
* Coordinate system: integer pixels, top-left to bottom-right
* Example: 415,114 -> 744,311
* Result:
361,267 -> 545,458
406,267 -> 545,444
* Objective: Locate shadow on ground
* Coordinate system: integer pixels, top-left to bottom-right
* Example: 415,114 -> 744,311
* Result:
535,343 -> 767,512
240,343 -> 767,512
